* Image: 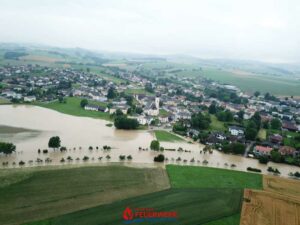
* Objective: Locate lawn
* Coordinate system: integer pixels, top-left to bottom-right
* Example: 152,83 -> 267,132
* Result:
0,165 -> 170,225
24,188 -> 242,225
209,115 -> 226,131
166,165 -> 263,189
154,130 -> 185,142
35,97 -> 111,121
258,129 -> 267,141
159,108 -> 170,116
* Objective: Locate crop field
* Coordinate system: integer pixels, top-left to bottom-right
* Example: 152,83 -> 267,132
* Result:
263,175 -> 300,200
154,130 -> 185,142
240,189 -> 300,225
0,166 -> 169,225
25,188 -> 243,225
35,97 -> 111,121
177,68 -> 300,96
166,165 -> 263,189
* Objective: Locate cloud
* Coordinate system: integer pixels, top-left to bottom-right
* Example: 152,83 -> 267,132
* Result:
0,0 -> 299,63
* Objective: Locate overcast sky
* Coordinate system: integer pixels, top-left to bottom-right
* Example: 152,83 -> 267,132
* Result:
0,0 -> 299,63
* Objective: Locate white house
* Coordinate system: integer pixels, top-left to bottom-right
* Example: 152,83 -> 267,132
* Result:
24,96 -> 36,102
228,126 -> 244,136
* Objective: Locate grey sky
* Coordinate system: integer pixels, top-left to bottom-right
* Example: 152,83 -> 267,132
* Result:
0,0 -> 299,63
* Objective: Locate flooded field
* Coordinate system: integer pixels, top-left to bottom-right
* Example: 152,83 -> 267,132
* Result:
0,105 -> 299,176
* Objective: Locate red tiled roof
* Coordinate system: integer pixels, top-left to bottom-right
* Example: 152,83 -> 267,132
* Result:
255,145 -> 273,153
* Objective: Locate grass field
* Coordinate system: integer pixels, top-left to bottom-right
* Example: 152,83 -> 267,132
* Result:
159,109 -> 170,116
209,115 -> 226,131
35,97 -> 111,121
166,165 -> 263,189
258,128 -> 267,140
0,166 -> 169,225
25,188 -> 243,225
154,130 -> 185,142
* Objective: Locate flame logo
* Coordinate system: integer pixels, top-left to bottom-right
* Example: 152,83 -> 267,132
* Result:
123,207 -> 134,220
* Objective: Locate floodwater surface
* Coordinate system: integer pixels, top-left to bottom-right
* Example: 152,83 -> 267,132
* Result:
0,105 -> 299,177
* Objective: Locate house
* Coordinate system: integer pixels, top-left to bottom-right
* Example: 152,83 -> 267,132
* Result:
282,121 -> 298,132
279,146 -> 296,156
228,126 -> 244,136
159,115 -> 169,123
269,134 -> 283,144
84,104 -> 99,111
84,104 -> 108,112
24,96 -> 36,102
253,145 -> 273,156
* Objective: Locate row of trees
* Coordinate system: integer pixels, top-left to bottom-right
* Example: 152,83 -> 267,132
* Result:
114,116 -> 139,129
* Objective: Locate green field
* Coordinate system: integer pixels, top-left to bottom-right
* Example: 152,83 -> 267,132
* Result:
166,165 -> 262,225
209,115 -> 226,131
25,188 -> 242,225
154,130 -> 185,142
166,165 -> 263,189
159,109 -> 170,116
178,68 -> 300,96
36,97 -> 111,121
258,129 -> 267,140
0,166 -> 169,225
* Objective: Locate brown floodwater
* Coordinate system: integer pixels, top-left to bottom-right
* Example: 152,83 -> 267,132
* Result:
0,105 -> 299,177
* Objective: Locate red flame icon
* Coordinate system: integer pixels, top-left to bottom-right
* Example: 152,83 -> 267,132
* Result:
123,207 -> 134,220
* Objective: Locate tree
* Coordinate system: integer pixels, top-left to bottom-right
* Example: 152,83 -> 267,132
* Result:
245,120 -> 258,140
254,91 -> 260,97
145,83 -> 154,93
270,118 -> 281,130
115,109 -> 124,117
270,150 -> 283,163
251,112 -> 261,130
48,136 -> 61,149
237,110 -> 244,120
191,113 -> 211,129
136,107 -> 143,114
150,140 -> 160,151
0,142 -> 16,154
154,154 -> 165,162
107,87 -> 117,99
208,103 -> 217,114
222,143 -> 245,155
114,116 -> 139,129
80,99 -> 88,108
258,155 -> 269,164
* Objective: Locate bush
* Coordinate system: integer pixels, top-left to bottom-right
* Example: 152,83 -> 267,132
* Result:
154,154 -> 165,162
150,140 -> 160,151
119,155 -> 126,160
83,156 -> 89,161
42,149 -> 48,154
114,116 -> 139,129
258,155 -> 269,164
19,161 -> 25,166
247,167 -> 262,173
127,155 -> 132,160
